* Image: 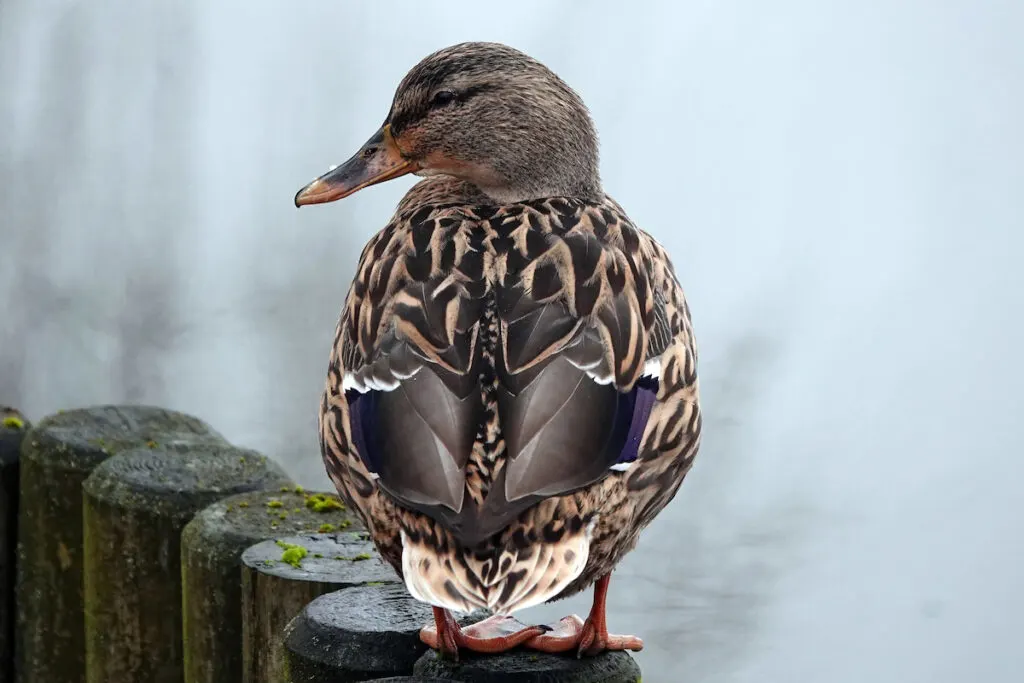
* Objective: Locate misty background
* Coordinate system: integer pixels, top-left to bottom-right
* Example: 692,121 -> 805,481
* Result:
1,1 -> 1022,681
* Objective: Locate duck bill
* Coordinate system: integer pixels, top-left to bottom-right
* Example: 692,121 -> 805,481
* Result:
294,125 -> 416,207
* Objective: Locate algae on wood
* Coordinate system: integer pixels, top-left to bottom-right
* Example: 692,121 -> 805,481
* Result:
241,533 -> 398,683
16,404 -> 226,683
0,407 -> 29,683
182,488 -> 363,683
282,584 -> 480,682
83,444 -> 287,683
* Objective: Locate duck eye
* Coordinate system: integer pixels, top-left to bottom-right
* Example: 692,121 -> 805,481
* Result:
430,90 -> 458,109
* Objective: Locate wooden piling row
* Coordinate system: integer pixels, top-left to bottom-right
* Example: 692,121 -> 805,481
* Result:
7,404 -> 644,682
16,405 -> 228,683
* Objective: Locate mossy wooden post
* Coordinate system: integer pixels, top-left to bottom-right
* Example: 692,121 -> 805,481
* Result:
282,584 -> 480,681
182,488 -> 364,683
1,408 -> 29,683
83,444 -> 287,683
414,650 -> 643,682
16,404 -> 227,683
241,532 -> 398,683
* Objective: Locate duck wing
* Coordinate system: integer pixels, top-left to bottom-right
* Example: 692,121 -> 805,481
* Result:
329,197 -> 694,547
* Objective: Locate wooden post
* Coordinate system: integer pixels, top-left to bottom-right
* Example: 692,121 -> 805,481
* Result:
413,650 -> 643,682
241,532 -> 398,683
281,583 -> 477,681
82,444 -> 288,683
0,407 -> 28,683
16,404 -> 227,683
182,488 -> 364,683
362,677 -> 449,682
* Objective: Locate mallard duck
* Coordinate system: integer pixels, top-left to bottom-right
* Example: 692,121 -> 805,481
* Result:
295,42 -> 701,658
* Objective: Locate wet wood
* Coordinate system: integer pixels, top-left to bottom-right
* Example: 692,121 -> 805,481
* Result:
414,649 -> 643,682
182,488 -> 363,683
282,583 -> 481,682
242,532 -> 398,683
82,443 -> 287,683
0,407 -> 28,683
16,404 -> 227,683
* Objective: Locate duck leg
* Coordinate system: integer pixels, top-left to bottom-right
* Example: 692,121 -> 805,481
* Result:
420,606 -> 550,660
525,574 -> 644,657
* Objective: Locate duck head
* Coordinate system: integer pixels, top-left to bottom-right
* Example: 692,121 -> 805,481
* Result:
294,41 -> 601,207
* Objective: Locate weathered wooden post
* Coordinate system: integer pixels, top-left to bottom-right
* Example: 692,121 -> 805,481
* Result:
361,678 -> 449,682
281,584 -> 476,681
241,532 -> 398,683
82,444 -> 287,683
182,488 -> 364,683
0,407 -> 28,683
283,583 -> 643,682
16,404 -> 227,683
414,650 -> 643,682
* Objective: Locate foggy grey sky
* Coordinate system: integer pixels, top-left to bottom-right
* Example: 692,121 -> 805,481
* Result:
1,1 -> 1022,681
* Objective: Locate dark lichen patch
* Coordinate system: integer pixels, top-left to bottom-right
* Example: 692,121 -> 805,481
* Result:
87,437 -> 111,454
333,551 -> 372,562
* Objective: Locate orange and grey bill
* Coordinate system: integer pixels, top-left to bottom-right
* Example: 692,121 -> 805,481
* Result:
294,124 -> 417,206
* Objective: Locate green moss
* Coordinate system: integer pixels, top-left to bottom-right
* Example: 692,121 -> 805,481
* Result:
279,486 -> 290,493
266,500 -> 283,509
278,512 -> 288,520
313,553 -> 323,558
2,415 -> 25,430
365,581 -> 385,587
318,523 -> 336,533
238,501 -> 249,508
304,493 -> 345,512
276,540 -> 308,568
145,440 -> 158,449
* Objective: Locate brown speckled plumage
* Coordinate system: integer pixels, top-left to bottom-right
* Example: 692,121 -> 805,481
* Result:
318,184 -> 700,613
300,41 -> 701,624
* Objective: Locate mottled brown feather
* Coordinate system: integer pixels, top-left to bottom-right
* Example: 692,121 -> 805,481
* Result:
318,176 -> 701,613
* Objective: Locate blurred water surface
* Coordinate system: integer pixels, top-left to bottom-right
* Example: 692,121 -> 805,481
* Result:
2,2 -> 1022,681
